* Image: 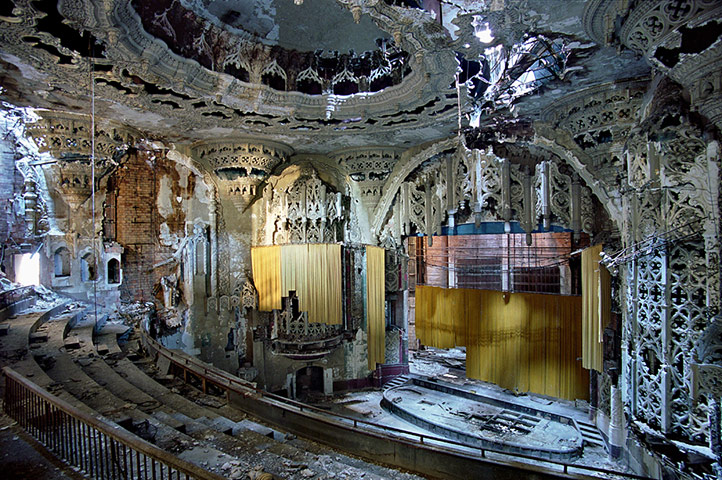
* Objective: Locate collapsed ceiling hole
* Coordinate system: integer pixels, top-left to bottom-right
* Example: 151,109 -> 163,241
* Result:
654,21 -> 722,69
32,0 -> 105,59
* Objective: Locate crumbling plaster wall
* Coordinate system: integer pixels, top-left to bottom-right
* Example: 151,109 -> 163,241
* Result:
245,159 -> 375,389
108,146 -> 226,366
0,112 -> 34,277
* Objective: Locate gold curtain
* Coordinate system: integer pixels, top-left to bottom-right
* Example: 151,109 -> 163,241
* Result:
252,244 -> 342,325
581,244 -> 610,372
417,286 -> 588,401
416,286 -> 468,349
251,245 -> 282,311
281,244 -> 309,312
366,245 -> 386,370
298,244 -> 342,325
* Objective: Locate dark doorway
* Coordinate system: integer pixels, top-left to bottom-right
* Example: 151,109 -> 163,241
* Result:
295,366 -> 324,400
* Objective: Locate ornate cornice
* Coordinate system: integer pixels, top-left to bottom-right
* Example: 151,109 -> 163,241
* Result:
540,78 -> 648,156
25,110 -> 140,160
331,146 -> 403,212
192,138 -> 293,178
331,146 -> 402,178
618,0 -> 722,58
76,0 -> 457,134
583,0 -> 722,132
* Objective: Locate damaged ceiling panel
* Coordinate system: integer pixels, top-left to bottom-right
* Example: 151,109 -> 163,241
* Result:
0,0 -> 671,152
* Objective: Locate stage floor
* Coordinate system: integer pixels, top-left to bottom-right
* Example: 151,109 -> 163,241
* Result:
313,348 -> 633,478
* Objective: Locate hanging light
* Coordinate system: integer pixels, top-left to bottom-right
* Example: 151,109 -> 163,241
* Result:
294,0 -> 303,5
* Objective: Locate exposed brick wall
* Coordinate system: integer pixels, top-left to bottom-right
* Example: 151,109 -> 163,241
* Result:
109,151 -> 181,303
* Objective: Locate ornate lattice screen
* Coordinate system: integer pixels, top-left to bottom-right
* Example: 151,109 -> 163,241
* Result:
416,286 -> 588,401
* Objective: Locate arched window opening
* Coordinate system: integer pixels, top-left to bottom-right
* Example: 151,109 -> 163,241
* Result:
53,247 -> 71,277
297,78 -> 322,95
80,253 -> 97,282
333,80 -> 359,96
107,258 -> 121,284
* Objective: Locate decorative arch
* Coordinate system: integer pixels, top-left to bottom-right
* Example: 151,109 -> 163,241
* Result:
371,134 -> 622,240
371,137 -> 458,235
107,258 -> 121,285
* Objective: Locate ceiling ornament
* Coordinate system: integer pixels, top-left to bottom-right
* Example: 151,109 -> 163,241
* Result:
583,0 -> 722,131
0,0 -> 455,148
192,138 -> 293,212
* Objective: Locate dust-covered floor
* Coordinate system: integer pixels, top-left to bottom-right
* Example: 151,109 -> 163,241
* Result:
315,347 -> 635,479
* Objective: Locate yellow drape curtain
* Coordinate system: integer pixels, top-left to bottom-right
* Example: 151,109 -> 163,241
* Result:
294,244 -> 342,325
251,245 -> 282,311
415,286 -> 469,349
366,246 -> 386,370
251,244 -> 342,325
280,244 -> 309,313
581,244 -> 610,372
417,286 -> 588,401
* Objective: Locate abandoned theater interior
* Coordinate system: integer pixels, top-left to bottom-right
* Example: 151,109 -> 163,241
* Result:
0,0 -> 721,479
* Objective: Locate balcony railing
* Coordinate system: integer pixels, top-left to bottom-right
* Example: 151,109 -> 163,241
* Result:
2,366 -> 224,480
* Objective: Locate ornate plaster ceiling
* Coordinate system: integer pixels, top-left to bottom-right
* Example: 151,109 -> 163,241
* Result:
0,0 -> 652,153
183,0 -> 388,52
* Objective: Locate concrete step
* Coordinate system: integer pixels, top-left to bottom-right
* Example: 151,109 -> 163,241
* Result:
236,419 -> 276,439
197,416 -> 235,436
576,422 -> 607,448
29,331 -> 48,343
152,410 -> 187,434
63,335 -> 81,350
383,374 -> 409,391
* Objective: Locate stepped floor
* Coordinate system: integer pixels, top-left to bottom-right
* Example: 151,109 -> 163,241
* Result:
1,299 -> 638,480
1,301 -> 427,480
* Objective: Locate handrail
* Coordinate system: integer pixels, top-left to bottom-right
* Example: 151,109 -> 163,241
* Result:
0,286 -> 36,320
2,366 -> 225,480
141,331 -> 653,480
0,285 -> 35,307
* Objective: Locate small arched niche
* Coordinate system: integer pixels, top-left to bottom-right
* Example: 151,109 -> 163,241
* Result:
80,253 -> 97,282
107,258 -> 121,285
53,247 -> 71,277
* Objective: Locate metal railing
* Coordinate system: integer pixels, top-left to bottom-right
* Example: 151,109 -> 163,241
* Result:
2,367 -> 224,480
0,286 -> 36,321
0,286 -> 34,309
141,332 -> 653,480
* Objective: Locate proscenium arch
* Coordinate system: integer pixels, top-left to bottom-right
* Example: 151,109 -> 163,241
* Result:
370,133 -> 623,238
371,136 -> 458,236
